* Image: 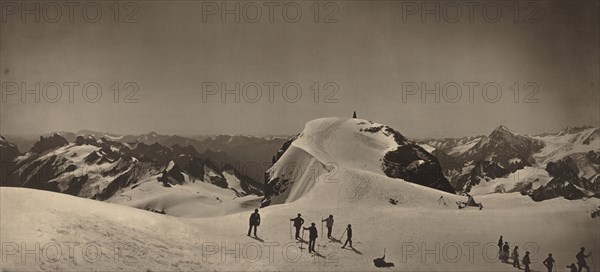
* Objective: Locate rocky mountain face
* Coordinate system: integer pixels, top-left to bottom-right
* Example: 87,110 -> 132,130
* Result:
378,126 -> 455,194
30,134 -> 70,154
0,136 -> 21,184
6,131 -> 289,187
528,151 -> 599,201
1,133 -> 263,200
421,125 -> 599,200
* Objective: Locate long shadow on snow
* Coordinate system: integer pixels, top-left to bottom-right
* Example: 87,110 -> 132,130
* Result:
342,247 -> 363,255
249,236 -> 265,243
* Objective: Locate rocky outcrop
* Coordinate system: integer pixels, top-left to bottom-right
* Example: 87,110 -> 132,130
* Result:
453,161 -> 511,192
529,153 -> 599,201
30,133 -> 69,154
383,144 -> 455,194
0,136 -> 21,186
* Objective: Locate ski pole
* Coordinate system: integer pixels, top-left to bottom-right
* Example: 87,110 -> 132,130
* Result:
290,221 -> 292,239
340,228 -> 347,241
300,229 -> 304,250
321,217 -> 324,237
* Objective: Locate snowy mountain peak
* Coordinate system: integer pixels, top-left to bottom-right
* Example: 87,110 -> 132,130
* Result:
490,125 -> 516,137
557,125 -> 595,136
262,117 -> 454,206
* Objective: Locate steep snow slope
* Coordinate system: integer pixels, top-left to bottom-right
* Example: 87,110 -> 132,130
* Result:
532,127 -> 599,164
2,187 -> 598,271
264,118 -> 453,206
469,167 -> 553,195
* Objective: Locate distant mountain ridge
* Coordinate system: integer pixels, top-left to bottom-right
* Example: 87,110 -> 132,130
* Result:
419,125 -> 599,201
5,130 -> 291,185
0,133 -> 264,215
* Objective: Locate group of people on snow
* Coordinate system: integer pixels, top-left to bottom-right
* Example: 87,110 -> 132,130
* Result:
290,213 -> 353,253
498,235 -> 592,272
248,210 -> 353,254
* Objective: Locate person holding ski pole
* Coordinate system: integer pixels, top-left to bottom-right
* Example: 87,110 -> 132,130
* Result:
322,215 -> 334,239
303,223 -> 318,253
290,213 -> 304,240
341,224 -> 353,249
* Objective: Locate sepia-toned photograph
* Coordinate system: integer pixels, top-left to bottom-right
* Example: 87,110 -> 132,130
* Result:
1,0 -> 598,271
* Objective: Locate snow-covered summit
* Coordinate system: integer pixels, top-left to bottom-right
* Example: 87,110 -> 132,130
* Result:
262,117 -> 454,206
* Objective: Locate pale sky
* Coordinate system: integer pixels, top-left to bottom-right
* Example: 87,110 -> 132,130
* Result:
1,1 -> 598,139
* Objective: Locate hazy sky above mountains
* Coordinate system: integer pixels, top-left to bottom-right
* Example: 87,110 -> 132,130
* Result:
1,1 -> 598,138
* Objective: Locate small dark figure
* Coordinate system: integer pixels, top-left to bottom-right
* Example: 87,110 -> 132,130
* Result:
341,224 -> 353,249
513,246 -> 521,269
321,215 -> 334,239
479,203 -> 483,210
373,248 -> 395,268
497,236 -> 503,254
576,247 -> 591,272
567,263 -> 578,272
247,209 -> 260,237
303,223 -> 318,253
543,253 -> 555,272
290,213 -> 305,240
501,242 -> 510,262
466,194 -> 476,206
523,251 -> 531,272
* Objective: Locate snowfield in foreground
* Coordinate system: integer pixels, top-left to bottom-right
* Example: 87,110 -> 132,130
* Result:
1,187 -> 598,271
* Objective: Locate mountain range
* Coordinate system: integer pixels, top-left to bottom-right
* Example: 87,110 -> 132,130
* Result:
420,125 -> 599,200
1,119 -> 598,217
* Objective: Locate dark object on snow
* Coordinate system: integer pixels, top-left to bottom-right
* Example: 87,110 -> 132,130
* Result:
373,248 -> 395,268
457,194 -> 481,209
302,223 -> 318,253
591,206 -> 600,218
513,246 -> 521,269
543,253 -> 555,272
523,251 -> 531,272
290,214 -> 305,239
389,198 -> 398,205
321,215 -> 334,239
465,194 -> 478,206
576,247 -> 591,272
353,111 -> 357,118
247,209 -> 260,237
341,224 -> 353,249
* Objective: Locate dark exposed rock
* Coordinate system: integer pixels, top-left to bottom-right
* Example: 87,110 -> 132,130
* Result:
0,135 -> 21,185
454,161 -> 511,193
528,154 -> 599,201
383,144 -> 455,194
30,134 -> 68,154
